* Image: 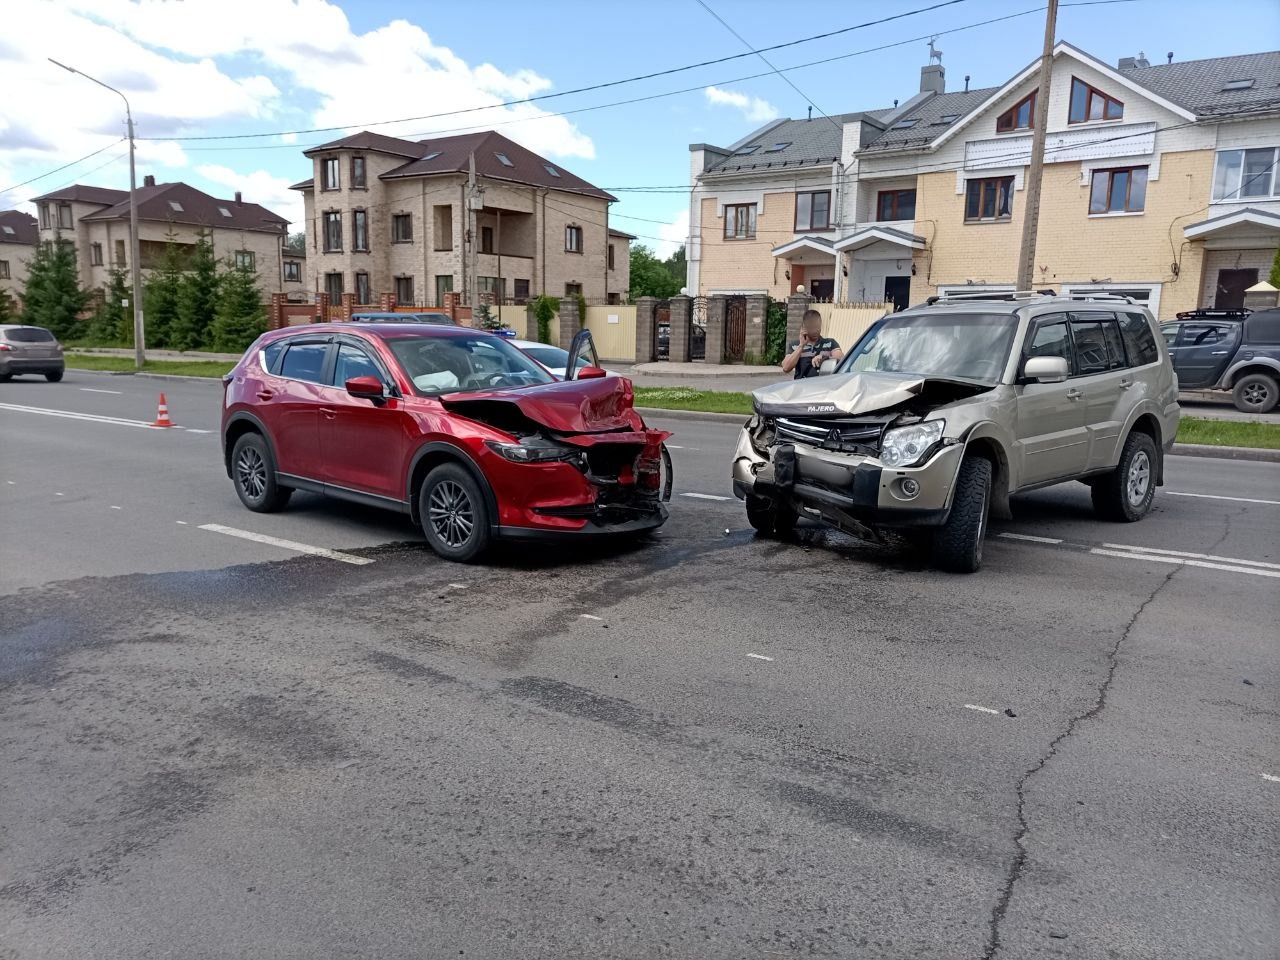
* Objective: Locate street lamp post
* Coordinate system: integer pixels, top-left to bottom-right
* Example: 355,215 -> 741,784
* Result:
49,59 -> 145,368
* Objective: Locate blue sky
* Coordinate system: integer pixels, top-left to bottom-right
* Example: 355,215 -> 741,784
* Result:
3,0 -> 1277,256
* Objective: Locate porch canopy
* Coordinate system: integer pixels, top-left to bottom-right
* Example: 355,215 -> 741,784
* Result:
1184,207 -> 1280,245
772,226 -> 925,301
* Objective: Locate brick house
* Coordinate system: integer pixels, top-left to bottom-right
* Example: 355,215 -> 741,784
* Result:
29,178 -> 290,295
0,209 -> 38,302
291,130 -> 631,307
688,43 -> 1280,319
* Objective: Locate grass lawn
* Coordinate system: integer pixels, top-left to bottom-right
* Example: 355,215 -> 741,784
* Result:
1176,417 -> 1280,450
633,387 -> 753,416
66,353 -> 236,378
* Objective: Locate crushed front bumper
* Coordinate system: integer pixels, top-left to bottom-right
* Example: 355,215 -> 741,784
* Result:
731,426 -> 965,531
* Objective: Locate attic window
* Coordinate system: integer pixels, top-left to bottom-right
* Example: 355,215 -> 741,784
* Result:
218,207 -> 232,217
997,91 -> 1036,132
420,151 -> 441,161
1222,78 -> 1255,91
1,226 -> 13,234
734,145 -> 759,155
893,118 -> 919,129
935,114 -> 960,125
168,200 -> 184,212
544,164 -> 561,177
494,152 -> 514,167
764,142 -> 791,152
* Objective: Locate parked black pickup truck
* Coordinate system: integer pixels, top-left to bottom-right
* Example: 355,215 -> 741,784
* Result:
1160,308 -> 1280,413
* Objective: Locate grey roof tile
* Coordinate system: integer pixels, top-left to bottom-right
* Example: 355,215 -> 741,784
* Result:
703,111 -> 886,174
0,210 -> 38,244
859,87 -> 999,153
1119,51 -> 1280,118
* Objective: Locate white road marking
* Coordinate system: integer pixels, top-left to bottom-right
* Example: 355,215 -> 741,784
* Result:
681,492 -> 733,501
54,492 -> 64,496
1101,543 -> 1280,572
175,520 -> 188,525
110,505 -> 122,510
448,582 -> 468,589
579,614 -> 603,621
998,532 -> 1064,544
1262,773 -> 1280,783
964,704 -> 1001,715
746,653 -> 774,661
1167,491 -> 1280,507
0,402 -> 160,430
5,481 -> 13,485
198,524 -> 374,565
79,387 -> 122,395
183,428 -> 213,434
666,444 -> 684,449
1090,548 -> 1280,579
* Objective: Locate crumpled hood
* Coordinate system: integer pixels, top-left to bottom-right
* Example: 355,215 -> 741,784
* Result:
441,375 -> 644,434
752,371 -> 992,417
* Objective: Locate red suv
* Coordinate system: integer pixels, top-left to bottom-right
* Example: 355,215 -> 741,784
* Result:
221,325 -> 671,561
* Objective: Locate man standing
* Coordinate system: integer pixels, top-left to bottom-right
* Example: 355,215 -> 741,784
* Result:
781,309 -> 843,379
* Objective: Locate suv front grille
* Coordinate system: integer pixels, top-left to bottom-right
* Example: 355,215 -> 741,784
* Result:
773,416 -> 892,454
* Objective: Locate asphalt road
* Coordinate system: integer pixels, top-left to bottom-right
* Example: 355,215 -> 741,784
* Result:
1,371 -> 1277,960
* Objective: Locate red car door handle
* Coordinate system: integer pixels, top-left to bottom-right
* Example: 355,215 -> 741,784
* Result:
319,407 -> 337,420
256,389 -> 273,401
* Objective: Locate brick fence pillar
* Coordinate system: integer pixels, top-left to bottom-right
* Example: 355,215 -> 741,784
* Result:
703,295 -> 726,365
268,293 -> 285,331
668,295 -> 692,363
745,294 -> 768,362
633,296 -> 656,363
316,292 -> 331,323
786,293 -> 813,351
341,292 -> 356,321
379,292 -> 396,311
558,294 -> 580,350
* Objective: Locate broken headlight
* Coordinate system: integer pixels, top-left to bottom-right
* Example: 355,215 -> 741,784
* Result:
485,438 -> 586,468
880,420 -> 944,468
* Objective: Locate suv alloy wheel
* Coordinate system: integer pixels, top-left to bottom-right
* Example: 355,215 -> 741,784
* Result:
419,463 -> 492,562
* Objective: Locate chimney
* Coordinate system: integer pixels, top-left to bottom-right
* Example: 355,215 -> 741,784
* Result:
143,174 -> 155,187
234,191 -> 242,203
920,63 -> 945,95
964,74 -> 970,93
1119,53 -> 1151,69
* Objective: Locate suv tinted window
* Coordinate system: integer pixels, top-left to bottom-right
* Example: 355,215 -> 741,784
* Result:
261,340 -> 286,372
3,327 -> 55,343
1101,318 -> 1127,369
1160,323 -> 1179,347
1070,312 -> 1125,373
1120,312 -> 1159,366
1027,316 -> 1072,371
1179,322 -> 1229,346
279,342 -> 328,382
332,343 -> 381,385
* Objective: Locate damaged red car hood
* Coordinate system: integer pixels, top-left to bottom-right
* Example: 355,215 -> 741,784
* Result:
441,375 -> 645,433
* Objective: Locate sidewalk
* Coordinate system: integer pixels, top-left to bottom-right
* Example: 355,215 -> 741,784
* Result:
618,362 -> 784,393
73,346 -> 243,362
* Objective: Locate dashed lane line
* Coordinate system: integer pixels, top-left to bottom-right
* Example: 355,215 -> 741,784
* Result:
964,704 -> 1001,715
1167,491 -> 1280,507
681,492 -> 733,501
1089,548 -> 1280,579
1099,543 -> 1280,572
0,402 -> 161,430
79,387 -> 123,395
197,523 -> 374,565
998,532 -> 1063,544
746,653 -> 774,662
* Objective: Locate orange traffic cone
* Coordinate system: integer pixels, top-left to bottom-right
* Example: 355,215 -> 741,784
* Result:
152,393 -> 174,428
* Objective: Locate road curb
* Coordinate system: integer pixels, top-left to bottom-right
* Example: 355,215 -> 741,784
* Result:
69,368 -> 224,385
1170,443 -> 1280,463
636,406 -> 748,424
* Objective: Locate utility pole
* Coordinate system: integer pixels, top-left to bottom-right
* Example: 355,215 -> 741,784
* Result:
1015,0 -> 1058,291
466,153 -> 484,314
50,59 -> 145,367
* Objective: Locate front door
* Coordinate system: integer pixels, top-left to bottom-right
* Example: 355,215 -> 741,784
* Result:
1015,315 -> 1089,485
884,276 -> 911,312
724,296 -> 747,363
1214,269 -> 1257,309
1168,320 -> 1240,388
1069,311 -> 1130,470
318,340 -> 409,501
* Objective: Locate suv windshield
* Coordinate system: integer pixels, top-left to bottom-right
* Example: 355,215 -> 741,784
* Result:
840,312 -> 1018,383
4,327 -> 56,343
386,334 -> 556,396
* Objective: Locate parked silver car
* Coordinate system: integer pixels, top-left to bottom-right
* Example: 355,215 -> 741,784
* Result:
732,293 -> 1180,572
0,324 -> 65,382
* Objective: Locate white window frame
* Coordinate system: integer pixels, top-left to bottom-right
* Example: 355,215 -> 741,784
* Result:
1060,282 -> 1161,319
1211,146 -> 1280,202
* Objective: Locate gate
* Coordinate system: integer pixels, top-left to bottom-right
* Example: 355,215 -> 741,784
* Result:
654,299 -> 671,360
725,296 -> 747,363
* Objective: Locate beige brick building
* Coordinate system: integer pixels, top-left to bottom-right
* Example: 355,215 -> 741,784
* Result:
689,43 -> 1280,320
30,179 -> 290,295
0,209 -> 38,302
292,130 -> 631,308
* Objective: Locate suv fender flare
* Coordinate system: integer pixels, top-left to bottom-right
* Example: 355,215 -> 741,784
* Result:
1116,404 -> 1168,484
1218,356 -> 1280,389
222,411 -> 276,479
406,441 -> 500,530
958,425 -> 1013,521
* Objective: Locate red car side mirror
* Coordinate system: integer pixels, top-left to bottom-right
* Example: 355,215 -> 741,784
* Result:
576,365 -> 608,380
345,375 -> 386,401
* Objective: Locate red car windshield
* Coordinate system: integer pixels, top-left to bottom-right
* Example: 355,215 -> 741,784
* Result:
385,334 -> 557,397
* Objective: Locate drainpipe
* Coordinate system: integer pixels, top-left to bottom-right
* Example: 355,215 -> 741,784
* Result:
421,181 -> 428,305
496,208 -> 502,326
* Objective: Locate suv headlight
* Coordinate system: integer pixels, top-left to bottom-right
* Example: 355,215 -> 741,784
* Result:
880,420 -> 945,468
485,438 -> 586,468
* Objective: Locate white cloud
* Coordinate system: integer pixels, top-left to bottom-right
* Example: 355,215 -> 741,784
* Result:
196,163 -> 304,229
704,85 -> 778,123
655,209 -> 690,260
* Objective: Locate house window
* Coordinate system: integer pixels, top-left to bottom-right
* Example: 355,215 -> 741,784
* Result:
321,157 -> 340,190
513,278 -> 530,301
352,209 -> 368,251
355,271 -> 370,304
1212,147 -> 1279,201
351,155 -> 366,189
39,203 -> 51,230
1069,77 -> 1123,123
114,239 -> 126,266
723,203 -> 757,240
168,201 -> 184,212
392,213 -> 413,243
1089,166 -> 1148,214
877,189 -> 916,222
395,276 -> 414,304
481,225 -> 494,254
494,152 -> 514,167
57,203 -> 73,230
323,211 -> 342,252
564,282 -> 583,297
283,261 -> 301,282
996,91 -> 1036,132
794,191 -> 831,231
608,243 -> 615,271
965,177 -> 1014,222
90,242 -> 103,265
435,275 -> 453,306
478,276 -> 504,299
0,261 -> 9,280
235,250 -> 255,270
324,272 -> 343,298
432,206 -> 451,249
565,225 -> 583,253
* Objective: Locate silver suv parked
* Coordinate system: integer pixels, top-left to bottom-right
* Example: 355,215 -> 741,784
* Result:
732,293 -> 1180,572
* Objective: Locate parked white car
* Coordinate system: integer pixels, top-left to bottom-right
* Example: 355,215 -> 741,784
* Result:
510,339 -> 619,380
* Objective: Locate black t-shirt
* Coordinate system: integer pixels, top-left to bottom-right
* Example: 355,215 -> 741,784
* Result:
788,336 -> 840,379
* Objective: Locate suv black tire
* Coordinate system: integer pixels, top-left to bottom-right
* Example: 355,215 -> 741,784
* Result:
231,432 -> 292,513
932,456 -> 992,573
1092,431 -> 1157,522
1232,372 -> 1279,414
745,494 -> 797,537
419,463 -> 492,562
45,371 -> 64,382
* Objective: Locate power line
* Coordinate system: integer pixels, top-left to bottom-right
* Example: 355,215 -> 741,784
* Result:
0,138 -> 126,195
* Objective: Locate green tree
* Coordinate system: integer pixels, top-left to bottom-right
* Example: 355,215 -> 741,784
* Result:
285,231 -> 306,254
663,245 -> 687,289
143,232 -> 186,348
532,295 -> 559,344
207,263 -> 265,352
1269,245 -> 1280,288
20,237 -> 87,337
85,269 -> 132,345
0,288 -> 17,324
170,231 -> 220,351
764,300 -> 788,365
628,244 -> 680,300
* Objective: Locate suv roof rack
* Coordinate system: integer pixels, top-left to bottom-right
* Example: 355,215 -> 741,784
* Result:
924,290 -> 1140,306
1174,307 -> 1250,320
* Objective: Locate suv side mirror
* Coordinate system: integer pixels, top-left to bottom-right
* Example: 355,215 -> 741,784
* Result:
345,375 -> 387,402
817,357 -> 840,376
1023,356 -> 1069,383
576,365 -> 608,380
